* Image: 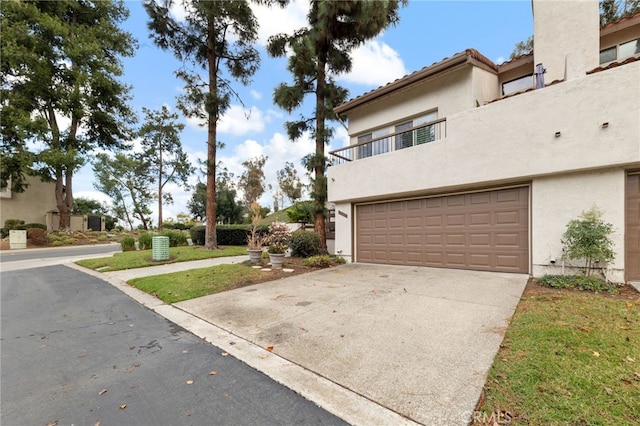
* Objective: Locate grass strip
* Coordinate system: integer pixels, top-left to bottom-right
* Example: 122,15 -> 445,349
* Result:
475,292 -> 640,425
128,264 -> 264,303
76,245 -> 247,272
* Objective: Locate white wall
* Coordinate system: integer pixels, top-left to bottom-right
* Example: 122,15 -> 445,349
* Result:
328,62 -> 640,203
331,202 -> 353,262
531,169 -> 626,282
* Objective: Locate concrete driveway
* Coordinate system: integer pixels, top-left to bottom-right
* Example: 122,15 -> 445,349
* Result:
175,263 -> 528,425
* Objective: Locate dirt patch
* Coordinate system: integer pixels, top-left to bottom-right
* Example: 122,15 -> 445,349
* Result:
523,276 -> 640,302
237,256 -> 334,284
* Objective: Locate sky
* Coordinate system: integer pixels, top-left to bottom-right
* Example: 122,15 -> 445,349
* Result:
73,0 -> 534,225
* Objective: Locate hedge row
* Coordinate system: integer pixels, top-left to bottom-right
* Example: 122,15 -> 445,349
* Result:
190,224 -> 269,246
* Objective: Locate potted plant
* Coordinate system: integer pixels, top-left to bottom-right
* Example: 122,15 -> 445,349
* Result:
266,222 -> 291,269
246,204 -> 265,264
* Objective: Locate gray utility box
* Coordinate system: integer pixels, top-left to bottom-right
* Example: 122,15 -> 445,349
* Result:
152,236 -> 170,261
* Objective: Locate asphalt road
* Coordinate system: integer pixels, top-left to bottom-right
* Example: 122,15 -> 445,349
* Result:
1,265 -> 346,426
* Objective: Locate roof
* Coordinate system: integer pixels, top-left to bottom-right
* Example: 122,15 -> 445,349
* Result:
334,49 -> 497,115
600,10 -> 640,36
587,55 -> 640,74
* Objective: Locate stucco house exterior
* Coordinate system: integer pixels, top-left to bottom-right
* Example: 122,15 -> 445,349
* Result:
327,0 -> 640,283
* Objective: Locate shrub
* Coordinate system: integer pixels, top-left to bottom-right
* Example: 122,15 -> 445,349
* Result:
27,228 -> 49,246
289,230 -> 320,258
538,274 -> 618,293
562,206 -> 615,276
302,255 -> 334,268
120,236 -> 136,252
138,232 -> 153,250
161,222 -> 175,229
4,219 -> 25,230
162,230 -> 187,247
22,223 -> 47,231
190,225 -> 206,245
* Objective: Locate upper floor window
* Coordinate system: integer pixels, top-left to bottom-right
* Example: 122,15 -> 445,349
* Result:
502,74 -> 533,96
600,38 -> 640,64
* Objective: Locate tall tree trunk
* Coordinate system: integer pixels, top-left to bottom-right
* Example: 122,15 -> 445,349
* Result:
315,57 -> 328,254
158,145 -> 163,230
205,18 -> 218,250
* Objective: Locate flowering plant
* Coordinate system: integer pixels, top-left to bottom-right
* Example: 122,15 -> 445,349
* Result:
266,222 -> 291,254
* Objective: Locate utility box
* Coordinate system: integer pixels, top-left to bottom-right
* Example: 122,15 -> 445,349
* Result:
152,236 -> 170,261
9,230 -> 27,249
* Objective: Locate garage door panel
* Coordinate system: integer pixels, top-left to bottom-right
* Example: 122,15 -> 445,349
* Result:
356,186 -> 529,273
626,174 -> 640,280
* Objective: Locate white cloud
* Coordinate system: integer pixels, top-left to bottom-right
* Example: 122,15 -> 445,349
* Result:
495,56 -> 506,65
218,105 -> 266,136
251,0 -> 309,46
337,40 -> 407,87
250,89 -> 262,100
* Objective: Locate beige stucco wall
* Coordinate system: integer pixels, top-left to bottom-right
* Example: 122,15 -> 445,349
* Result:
533,0 -> 600,82
328,62 -> 640,203
332,202 -> 353,262
343,66 -> 475,138
0,176 -> 58,226
531,169 -> 626,282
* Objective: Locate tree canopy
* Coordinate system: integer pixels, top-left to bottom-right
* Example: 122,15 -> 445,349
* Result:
266,0 -> 406,252
1,0 -> 136,229
145,0 -> 264,248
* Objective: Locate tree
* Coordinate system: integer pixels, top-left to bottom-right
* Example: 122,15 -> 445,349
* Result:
138,105 -> 193,230
145,0 -> 265,249
1,0 -> 136,229
600,0 -> 640,25
267,0 -> 406,253
277,161 -> 303,206
562,206 -> 615,276
510,36 -> 533,59
238,155 -> 268,209
93,153 -> 154,230
188,175 -> 244,224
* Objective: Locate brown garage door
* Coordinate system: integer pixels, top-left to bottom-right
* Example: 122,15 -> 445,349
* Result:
626,173 -> 640,281
356,186 -> 529,273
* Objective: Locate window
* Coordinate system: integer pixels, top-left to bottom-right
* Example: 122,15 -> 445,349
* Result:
599,46 -> 616,64
619,38 -> 640,60
357,133 -> 373,159
395,121 -> 413,150
600,38 -> 640,64
502,74 -> 534,96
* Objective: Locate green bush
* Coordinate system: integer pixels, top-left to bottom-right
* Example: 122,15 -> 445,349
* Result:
289,230 -> 320,258
162,230 -> 187,247
562,206 -> 615,276
189,224 -> 269,246
120,236 -> 136,252
22,223 -> 47,231
4,219 -> 25,230
138,232 -> 153,250
161,222 -> 175,229
538,274 -> 618,293
302,255 -> 334,268
190,225 -> 206,245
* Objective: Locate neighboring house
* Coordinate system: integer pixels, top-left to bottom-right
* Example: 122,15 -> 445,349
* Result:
0,175 -> 103,231
327,0 -> 640,283
0,175 -> 58,227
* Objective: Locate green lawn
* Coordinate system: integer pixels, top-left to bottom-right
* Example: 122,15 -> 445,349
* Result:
76,245 -> 247,272
128,263 -> 265,303
475,290 -> 640,425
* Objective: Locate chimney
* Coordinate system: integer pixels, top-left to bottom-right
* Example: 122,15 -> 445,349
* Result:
532,0 -> 600,83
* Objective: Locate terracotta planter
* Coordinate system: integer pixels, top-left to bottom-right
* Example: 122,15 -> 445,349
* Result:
247,249 -> 263,264
268,253 -> 285,269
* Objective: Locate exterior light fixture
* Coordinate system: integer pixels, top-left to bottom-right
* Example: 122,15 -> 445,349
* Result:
554,131 -> 561,138
601,122 -> 609,128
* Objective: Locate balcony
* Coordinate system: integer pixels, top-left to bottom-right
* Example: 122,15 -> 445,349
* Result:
329,118 -> 447,165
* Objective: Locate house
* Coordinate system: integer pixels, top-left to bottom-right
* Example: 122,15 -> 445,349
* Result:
0,175 -> 103,231
0,175 -> 58,227
327,0 -> 640,283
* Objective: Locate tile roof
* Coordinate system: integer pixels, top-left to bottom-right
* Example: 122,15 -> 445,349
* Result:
587,55 -> 640,74
334,49 -> 497,115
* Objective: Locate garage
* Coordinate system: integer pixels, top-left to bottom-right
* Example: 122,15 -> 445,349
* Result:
356,186 -> 529,273
626,172 -> 640,281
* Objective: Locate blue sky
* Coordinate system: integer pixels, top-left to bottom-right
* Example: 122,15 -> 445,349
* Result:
74,0 -> 534,223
